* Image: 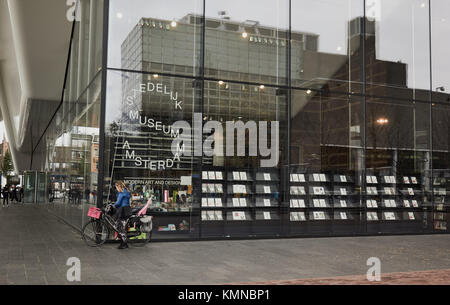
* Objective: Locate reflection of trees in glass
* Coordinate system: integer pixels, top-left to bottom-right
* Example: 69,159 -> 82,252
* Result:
1,150 -> 14,180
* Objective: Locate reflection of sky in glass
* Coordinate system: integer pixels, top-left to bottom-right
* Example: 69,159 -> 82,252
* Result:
107,0 -> 450,94
0,122 -> 5,142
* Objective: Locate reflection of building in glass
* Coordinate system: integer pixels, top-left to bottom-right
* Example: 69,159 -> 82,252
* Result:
100,12 -> 450,236
290,17 -> 450,172
111,14 -> 317,178
116,15 -> 450,175
48,127 -> 99,191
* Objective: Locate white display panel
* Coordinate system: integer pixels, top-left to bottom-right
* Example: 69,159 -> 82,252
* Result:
215,198 -> 222,207
239,198 -> 247,207
232,211 -> 246,220
215,211 -> 223,220
313,211 -> 326,220
207,198 -> 215,207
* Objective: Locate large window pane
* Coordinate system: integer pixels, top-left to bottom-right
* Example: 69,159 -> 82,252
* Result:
290,88 -> 364,235
365,95 -> 432,234
289,0 -> 364,236
108,0 -> 203,77
104,70 -> 199,240
291,0 -> 363,93
204,0 -> 289,86
366,0 -> 430,93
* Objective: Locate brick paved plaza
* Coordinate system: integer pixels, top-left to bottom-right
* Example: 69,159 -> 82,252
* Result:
0,204 -> 449,285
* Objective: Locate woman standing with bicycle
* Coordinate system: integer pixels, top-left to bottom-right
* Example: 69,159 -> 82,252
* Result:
113,181 -> 131,249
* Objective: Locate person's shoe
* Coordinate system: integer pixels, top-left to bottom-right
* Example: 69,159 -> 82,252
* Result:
118,241 -> 128,249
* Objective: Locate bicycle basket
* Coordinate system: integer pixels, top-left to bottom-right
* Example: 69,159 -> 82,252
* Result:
140,222 -> 152,233
87,207 -> 101,219
139,216 -> 153,233
140,216 -> 152,223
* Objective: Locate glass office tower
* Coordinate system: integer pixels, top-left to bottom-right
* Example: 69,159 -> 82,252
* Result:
39,0 -> 450,240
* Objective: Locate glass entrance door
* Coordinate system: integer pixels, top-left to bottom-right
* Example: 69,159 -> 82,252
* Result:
36,172 -> 48,203
24,171 -> 37,203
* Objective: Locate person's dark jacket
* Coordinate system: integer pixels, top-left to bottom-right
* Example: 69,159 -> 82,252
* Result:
2,187 -> 9,198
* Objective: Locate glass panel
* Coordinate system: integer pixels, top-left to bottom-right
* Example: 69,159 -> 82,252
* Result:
43,0 -> 104,229
36,172 -> 47,203
365,92 -> 431,234
24,172 -> 36,203
289,0 -> 365,236
291,0 -> 364,93
290,88 -> 364,235
108,0 -> 203,77
104,70 -> 198,240
365,0 -> 431,94
205,0 -> 289,86
45,75 -> 102,230
432,102 -> 450,233
199,80 -> 287,238
363,0 -> 432,234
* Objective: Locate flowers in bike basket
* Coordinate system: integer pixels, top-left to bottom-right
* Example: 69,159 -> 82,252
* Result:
87,207 -> 101,219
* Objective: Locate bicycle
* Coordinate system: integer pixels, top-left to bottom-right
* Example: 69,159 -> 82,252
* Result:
81,203 -> 153,248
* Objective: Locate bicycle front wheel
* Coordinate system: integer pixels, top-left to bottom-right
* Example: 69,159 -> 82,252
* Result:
82,219 -> 109,247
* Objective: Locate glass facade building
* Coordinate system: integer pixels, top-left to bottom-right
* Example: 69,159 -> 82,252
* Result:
34,0 -> 450,240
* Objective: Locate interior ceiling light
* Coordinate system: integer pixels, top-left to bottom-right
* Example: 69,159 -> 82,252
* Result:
376,118 -> 389,125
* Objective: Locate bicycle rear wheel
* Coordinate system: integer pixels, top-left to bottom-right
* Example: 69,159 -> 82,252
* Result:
82,219 -> 109,247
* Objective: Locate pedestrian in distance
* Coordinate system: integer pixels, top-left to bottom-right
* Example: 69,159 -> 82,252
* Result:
2,185 -> 10,207
10,185 -> 19,203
